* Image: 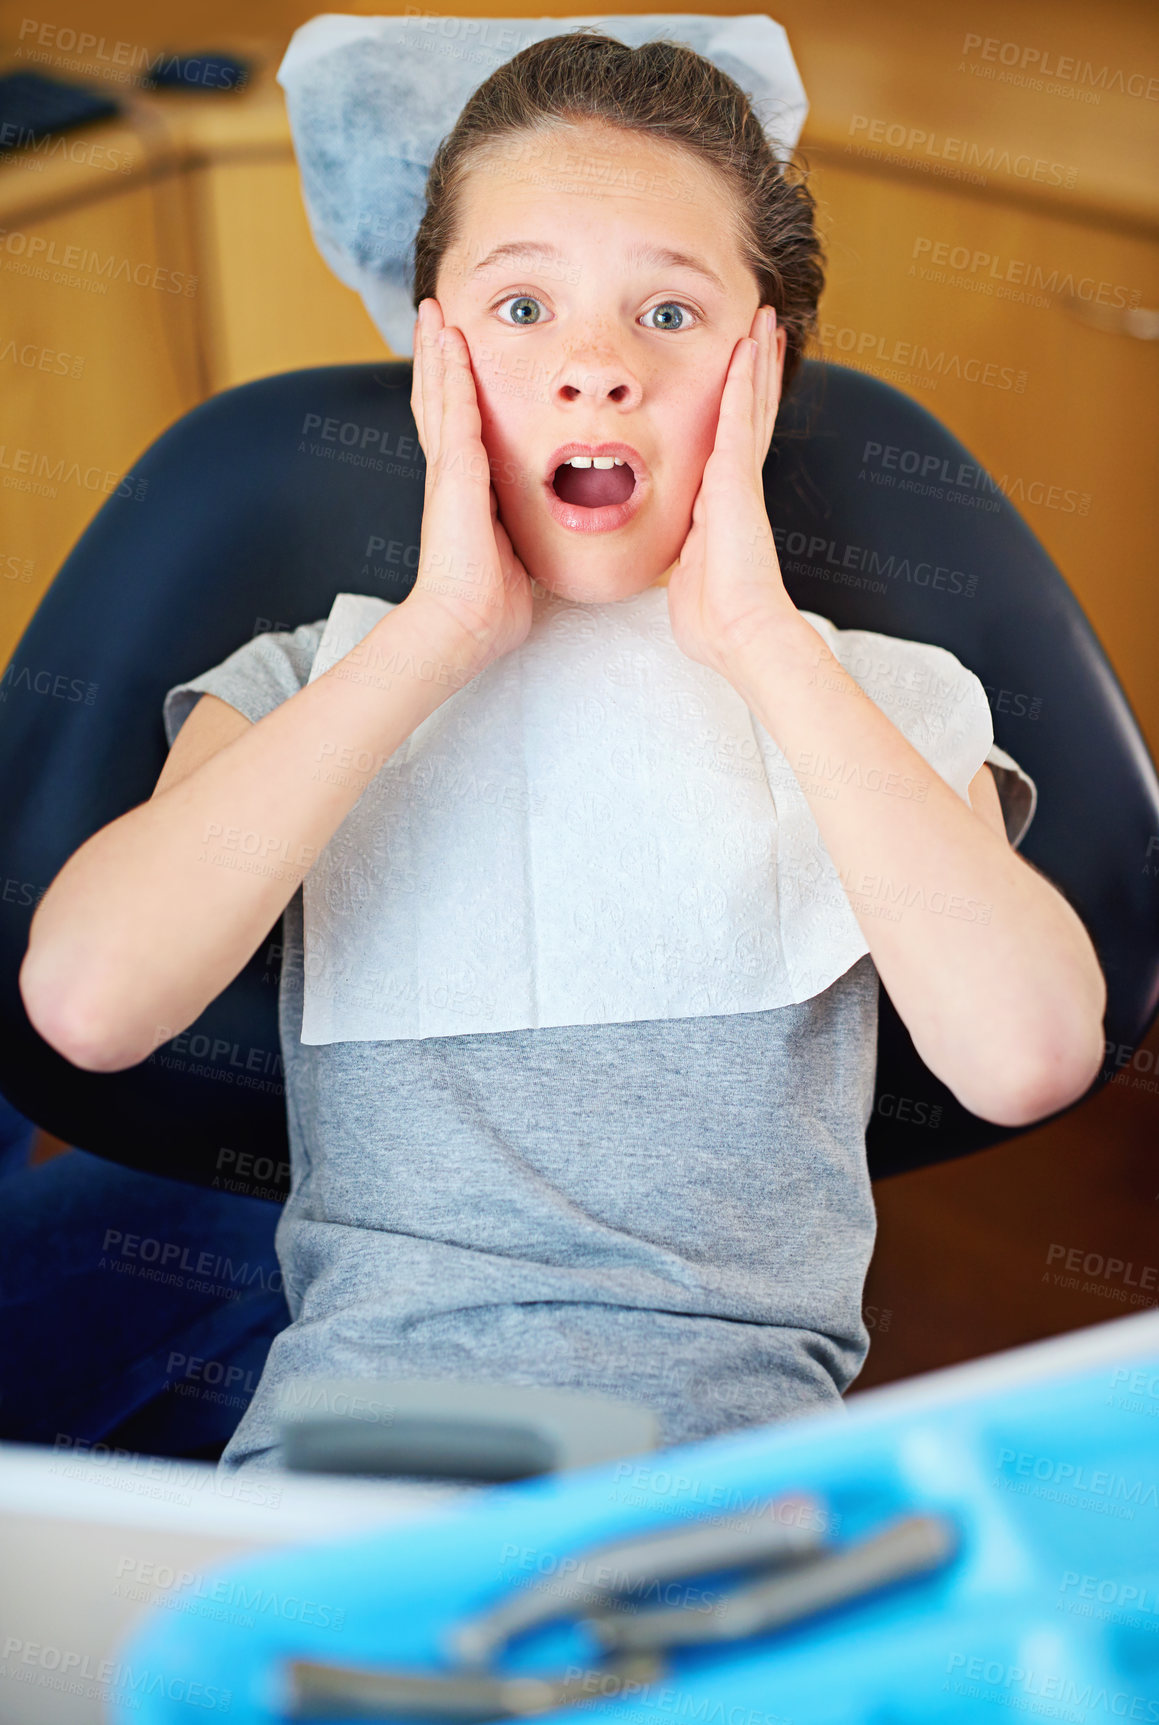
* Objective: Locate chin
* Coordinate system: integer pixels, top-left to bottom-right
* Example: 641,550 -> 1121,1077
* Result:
502,517 -> 671,607
527,565 -> 663,606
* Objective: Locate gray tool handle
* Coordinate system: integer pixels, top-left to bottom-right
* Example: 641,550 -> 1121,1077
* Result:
282,1508 -> 959,1721
277,1377 -> 658,1480
286,1653 -> 663,1721
591,1512 -> 958,1650
450,1491 -> 825,1663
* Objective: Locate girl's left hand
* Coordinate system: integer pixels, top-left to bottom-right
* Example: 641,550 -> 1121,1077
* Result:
665,304 -> 796,677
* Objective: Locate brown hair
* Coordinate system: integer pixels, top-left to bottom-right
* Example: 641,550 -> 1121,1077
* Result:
411,27 -> 825,395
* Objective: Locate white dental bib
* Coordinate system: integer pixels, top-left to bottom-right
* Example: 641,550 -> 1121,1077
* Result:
299,585 -> 996,1044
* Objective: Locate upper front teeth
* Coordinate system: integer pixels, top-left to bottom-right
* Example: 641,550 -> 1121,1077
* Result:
563,455 -> 624,468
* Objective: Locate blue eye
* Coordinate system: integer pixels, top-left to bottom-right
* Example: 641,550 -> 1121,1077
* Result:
642,301 -> 697,332
495,294 -> 544,326
492,294 -> 700,331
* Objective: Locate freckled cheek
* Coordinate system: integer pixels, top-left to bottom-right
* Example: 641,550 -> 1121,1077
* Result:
475,366 -> 538,429
471,392 -> 539,494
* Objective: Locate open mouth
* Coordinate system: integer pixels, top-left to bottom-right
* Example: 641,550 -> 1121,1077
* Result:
543,444 -> 648,534
550,457 -> 637,510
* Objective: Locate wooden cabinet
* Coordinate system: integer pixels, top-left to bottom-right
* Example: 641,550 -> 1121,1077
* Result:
0,47 -> 385,674
806,163 -> 1159,743
0,169 -> 201,669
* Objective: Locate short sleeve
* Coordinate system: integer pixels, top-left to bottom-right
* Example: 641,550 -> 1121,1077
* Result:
983,742 -> 1038,851
162,619 -> 328,749
792,612 -> 996,800
752,614 -> 1041,1002
792,614 -> 1037,848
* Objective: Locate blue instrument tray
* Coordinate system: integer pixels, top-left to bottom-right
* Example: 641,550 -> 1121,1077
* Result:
112,1309 -> 1159,1724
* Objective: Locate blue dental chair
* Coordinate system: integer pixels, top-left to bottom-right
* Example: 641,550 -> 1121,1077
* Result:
1,357 -> 1157,1461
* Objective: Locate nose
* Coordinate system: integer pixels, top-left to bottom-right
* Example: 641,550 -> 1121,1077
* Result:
553,345 -> 643,411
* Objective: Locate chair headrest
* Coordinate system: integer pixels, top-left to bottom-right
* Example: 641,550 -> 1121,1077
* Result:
275,13 -> 809,356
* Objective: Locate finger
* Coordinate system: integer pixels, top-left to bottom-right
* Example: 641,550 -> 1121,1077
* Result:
429,300 -> 449,479
751,305 -> 770,469
758,308 -> 769,458
410,305 -> 427,451
749,305 -> 769,474
766,310 -> 783,450
752,310 -> 768,477
433,300 -> 454,480
762,308 -> 777,463
712,332 -> 759,482
414,298 -> 440,475
411,309 -> 426,456
438,324 -> 490,493
771,320 -> 786,442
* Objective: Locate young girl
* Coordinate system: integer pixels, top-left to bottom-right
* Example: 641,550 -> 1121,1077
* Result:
20,32 -> 1106,1473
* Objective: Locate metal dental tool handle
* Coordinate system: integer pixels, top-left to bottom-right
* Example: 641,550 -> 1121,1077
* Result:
449,1490 -> 826,1665
589,1512 -> 959,1651
285,1652 -> 665,1721
281,1507 -> 959,1723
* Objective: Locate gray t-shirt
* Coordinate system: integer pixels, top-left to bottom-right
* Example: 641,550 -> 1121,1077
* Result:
161,618 -> 1026,1472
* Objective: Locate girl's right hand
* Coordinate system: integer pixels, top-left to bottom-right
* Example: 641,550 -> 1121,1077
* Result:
405,297 -> 535,673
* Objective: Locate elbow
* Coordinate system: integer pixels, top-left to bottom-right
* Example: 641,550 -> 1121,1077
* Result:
19,950 -> 144,1074
962,1020 -> 1107,1129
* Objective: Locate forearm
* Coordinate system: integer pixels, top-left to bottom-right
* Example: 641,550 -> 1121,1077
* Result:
725,607 -> 1107,1125
21,596 -> 477,1072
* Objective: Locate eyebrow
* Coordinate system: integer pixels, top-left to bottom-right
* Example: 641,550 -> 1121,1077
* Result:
468,239 -> 727,295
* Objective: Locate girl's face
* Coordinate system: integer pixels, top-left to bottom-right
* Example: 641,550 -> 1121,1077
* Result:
433,120 -> 782,605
